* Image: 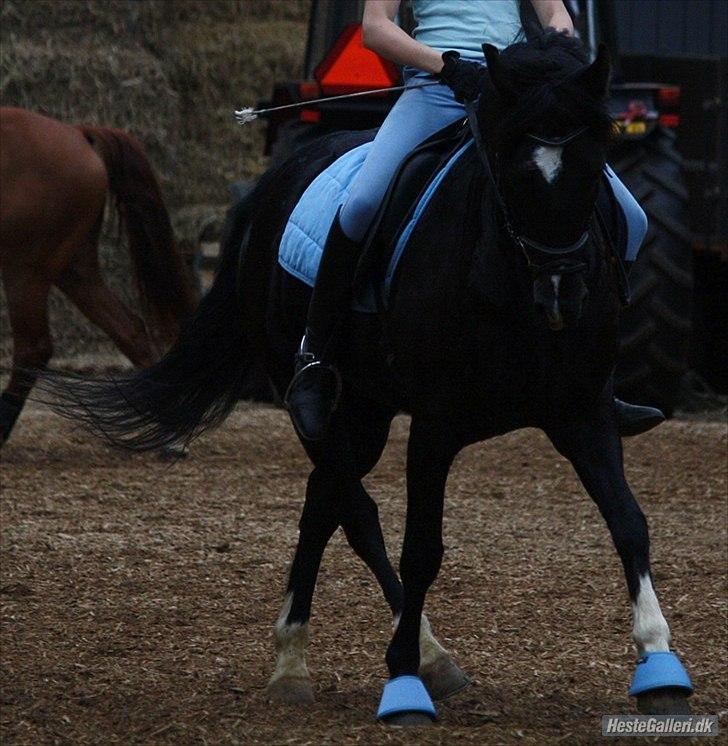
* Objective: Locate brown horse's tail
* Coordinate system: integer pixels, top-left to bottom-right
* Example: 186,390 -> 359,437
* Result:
79,125 -> 197,341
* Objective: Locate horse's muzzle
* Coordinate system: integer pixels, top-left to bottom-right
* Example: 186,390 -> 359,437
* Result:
546,308 -> 565,331
533,273 -> 589,331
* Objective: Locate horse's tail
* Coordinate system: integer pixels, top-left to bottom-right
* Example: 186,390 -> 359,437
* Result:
35,191 -> 262,451
79,125 -> 197,341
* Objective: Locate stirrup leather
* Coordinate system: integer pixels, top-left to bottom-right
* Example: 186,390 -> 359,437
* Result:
293,334 -> 317,371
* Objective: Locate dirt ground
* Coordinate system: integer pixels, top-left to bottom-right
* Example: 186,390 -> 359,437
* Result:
1,404 -> 726,745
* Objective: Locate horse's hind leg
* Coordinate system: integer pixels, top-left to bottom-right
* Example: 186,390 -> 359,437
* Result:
268,398 -> 466,704
342,481 -> 402,612
1,268 -> 53,444
56,257 -> 157,369
266,398 -> 393,704
341,483 -> 469,700
54,260 -> 189,460
547,414 -> 691,715
266,466 -> 344,704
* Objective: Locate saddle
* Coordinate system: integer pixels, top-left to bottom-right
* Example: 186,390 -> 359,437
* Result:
354,121 -> 473,302
278,120 -> 470,312
367,119 -> 470,248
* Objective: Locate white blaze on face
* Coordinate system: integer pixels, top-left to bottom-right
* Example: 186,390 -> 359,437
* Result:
533,144 -> 563,184
632,574 -> 671,654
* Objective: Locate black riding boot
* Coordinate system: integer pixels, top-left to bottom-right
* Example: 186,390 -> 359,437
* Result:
608,253 -> 666,435
285,211 -> 363,441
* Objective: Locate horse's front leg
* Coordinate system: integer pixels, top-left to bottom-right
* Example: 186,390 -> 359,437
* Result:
547,415 -> 693,715
342,483 -> 470,699
379,420 -> 459,725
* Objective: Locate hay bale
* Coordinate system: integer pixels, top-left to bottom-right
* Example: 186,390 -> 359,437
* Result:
161,19 -> 305,204
0,0 -> 307,367
0,6 -> 306,205
0,0 -> 310,38
0,36 -> 180,177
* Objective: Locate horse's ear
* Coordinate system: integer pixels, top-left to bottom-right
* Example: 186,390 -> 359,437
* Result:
577,43 -> 611,99
482,42 -> 500,68
482,43 -> 515,101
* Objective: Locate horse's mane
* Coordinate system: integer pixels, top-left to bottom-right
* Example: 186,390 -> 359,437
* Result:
484,30 -> 615,148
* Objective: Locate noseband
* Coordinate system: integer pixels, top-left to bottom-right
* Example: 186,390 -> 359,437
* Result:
465,101 -> 590,269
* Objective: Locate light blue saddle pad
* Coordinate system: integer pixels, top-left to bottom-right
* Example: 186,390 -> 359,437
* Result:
278,139 -> 475,312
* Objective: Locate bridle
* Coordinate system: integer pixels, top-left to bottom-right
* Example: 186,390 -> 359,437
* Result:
464,100 -> 591,273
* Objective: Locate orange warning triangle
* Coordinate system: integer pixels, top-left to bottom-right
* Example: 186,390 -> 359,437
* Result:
314,24 -> 400,95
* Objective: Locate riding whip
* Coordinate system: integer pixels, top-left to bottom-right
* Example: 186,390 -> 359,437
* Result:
234,81 -> 440,124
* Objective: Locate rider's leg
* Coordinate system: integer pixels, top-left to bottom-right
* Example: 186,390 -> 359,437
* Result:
286,73 -> 465,441
603,166 -> 665,436
338,70 -> 466,243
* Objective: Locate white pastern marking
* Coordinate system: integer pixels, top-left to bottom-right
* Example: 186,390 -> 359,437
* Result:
632,574 -> 671,654
533,145 -> 563,184
419,613 -> 450,667
394,613 -> 451,667
269,592 -> 310,682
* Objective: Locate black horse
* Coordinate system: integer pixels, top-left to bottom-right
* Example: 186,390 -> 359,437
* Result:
38,32 -> 692,722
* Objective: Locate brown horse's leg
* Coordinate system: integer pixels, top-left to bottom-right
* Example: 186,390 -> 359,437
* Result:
55,263 -> 157,369
1,267 -> 53,444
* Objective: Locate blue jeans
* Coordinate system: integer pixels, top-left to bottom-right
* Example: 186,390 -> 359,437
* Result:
339,66 -> 647,260
340,67 -> 465,242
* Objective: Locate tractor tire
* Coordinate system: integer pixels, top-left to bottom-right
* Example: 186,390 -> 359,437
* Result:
613,127 -> 693,416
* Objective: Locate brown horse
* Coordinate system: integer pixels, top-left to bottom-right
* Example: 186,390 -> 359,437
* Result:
0,107 -> 197,444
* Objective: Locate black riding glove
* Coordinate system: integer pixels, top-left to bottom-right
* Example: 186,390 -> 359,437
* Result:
437,50 -> 484,103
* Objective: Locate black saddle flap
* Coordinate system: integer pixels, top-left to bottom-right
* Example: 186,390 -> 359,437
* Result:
353,119 -> 470,297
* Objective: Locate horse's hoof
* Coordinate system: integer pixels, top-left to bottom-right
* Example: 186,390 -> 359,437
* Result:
419,655 -> 471,700
265,675 -> 315,705
636,688 -> 691,715
381,711 -> 435,726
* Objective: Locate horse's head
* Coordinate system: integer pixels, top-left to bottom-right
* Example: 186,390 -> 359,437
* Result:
478,33 -> 614,330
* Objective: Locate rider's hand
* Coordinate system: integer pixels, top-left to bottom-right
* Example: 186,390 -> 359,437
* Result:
437,50 -> 485,103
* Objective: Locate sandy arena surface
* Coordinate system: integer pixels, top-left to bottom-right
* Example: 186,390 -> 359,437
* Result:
1,404 -> 726,745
